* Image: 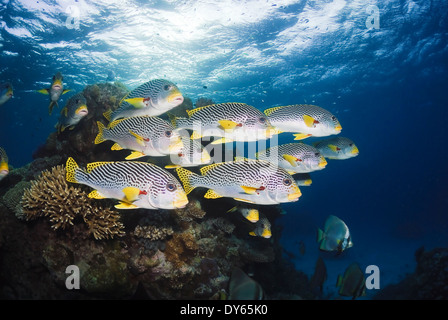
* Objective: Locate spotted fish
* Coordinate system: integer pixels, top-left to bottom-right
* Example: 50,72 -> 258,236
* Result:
65,157 -> 188,210
313,137 -> 359,160
256,143 -> 327,175
264,104 -> 342,140
249,216 -> 272,238
107,79 -> 184,121
95,116 -> 183,160
56,92 -> 88,133
170,102 -> 276,144
227,205 -> 259,223
175,158 -> 301,205
38,72 -> 70,115
0,147 -> 9,181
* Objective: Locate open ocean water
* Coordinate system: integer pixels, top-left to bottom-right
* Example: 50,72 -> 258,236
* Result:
0,0 -> 447,303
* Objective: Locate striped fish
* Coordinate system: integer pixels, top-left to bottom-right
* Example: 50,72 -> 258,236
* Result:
165,135 -> 211,169
227,205 -> 259,223
95,116 -> 183,160
56,92 -> 88,133
107,79 -> 184,121
0,147 -> 9,181
249,215 -> 272,238
256,143 -> 327,175
313,137 -> 359,160
175,158 -> 301,205
264,104 -> 342,140
66,157 -> 188,210
170,102 -> 276,144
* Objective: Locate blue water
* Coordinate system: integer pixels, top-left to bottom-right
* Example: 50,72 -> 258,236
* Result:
1,0 -> 447,299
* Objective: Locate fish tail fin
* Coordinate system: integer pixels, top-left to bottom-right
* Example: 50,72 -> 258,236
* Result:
95,121 -> 107,144
65,157 -> 87,184
48,101 -> 58,115
317,228 -> 324,243
103,109 -> 112,122
175,167 -> 199,194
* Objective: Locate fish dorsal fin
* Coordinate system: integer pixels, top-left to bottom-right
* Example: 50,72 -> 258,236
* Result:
200,162 -> 222,175
86,161 -> 110,173
263,106 -> 285,117
204,189 -> 222,199
186,105 -> 212,117
107,118 -> 125,129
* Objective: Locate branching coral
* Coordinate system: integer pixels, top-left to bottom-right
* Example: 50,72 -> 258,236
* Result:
165,231 -> 198,268
21,165 -> 124,240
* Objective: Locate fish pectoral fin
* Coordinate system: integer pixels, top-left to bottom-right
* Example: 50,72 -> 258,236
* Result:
233,197 -> 256,204
37,89 -> 50,95
241,186 -> 259,194
111,143 -> 123,151
190,131 -> 202,140
124,97 -> 148,108
88,190 -> 107,199
218,120 -> 239,131
293,133 -> 312,140
303,114 -> 318,128
125,151 -> 146,160
122,186 -> 141,202
328,144 -> 340,152
211,137 -> 233,145
226,206 -> 238,213
115,201 -> 139,209
204,189 -> 222,199
287,170 -> 296,175
62,89 -> 71,94
282,154 -> 300,167
129,130 -> 148,147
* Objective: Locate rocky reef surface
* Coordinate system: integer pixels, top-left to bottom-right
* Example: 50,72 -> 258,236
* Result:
0,83 -> 314,300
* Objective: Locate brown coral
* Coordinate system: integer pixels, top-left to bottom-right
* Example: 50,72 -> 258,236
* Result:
165,231 -> 198,268
133,224 -> 174,241
21,165 -> 124,240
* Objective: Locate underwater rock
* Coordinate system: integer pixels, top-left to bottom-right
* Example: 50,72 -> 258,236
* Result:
373,247 -> 448,300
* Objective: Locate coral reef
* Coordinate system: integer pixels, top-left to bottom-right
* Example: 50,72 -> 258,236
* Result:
195,97 -> 215,108
373,246 -> 448,300
21,165 -> 124,240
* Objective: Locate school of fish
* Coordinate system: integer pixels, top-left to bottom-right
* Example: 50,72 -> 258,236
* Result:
1,73 -> 362,299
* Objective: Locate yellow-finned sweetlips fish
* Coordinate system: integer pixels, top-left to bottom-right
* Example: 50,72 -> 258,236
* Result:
336,262 -> 366,299
0,147 -> 9,181
249,215 -> 272,238
0,82 -> 13,106
106,79 -> 184,121
56,92 -> 88,133
263,104 -> 342,140
313,137 -> 359,160
227,205 -> 259,223
95,116 -> 184,160
164,134 -> 212,169
170,102 -> 277,144
65,157 -> 188,210
38,72 -> 71,115
317,215 -> 353,254
175,158 -> 301,205
256,142 -> 327,175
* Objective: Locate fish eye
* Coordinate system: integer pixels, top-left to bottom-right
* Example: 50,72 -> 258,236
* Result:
349,143 -> 353,147
166,183 -> 177,192
283,178 -> 292,186
258,117 -> 267,123
165,130 -> 173,137
163,84 -> 172,91
75,99 -> 80,104
314,152 -> 320,156
331,116 -> 337,121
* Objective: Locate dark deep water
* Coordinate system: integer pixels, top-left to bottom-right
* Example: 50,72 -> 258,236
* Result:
0,0 -> 447,302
